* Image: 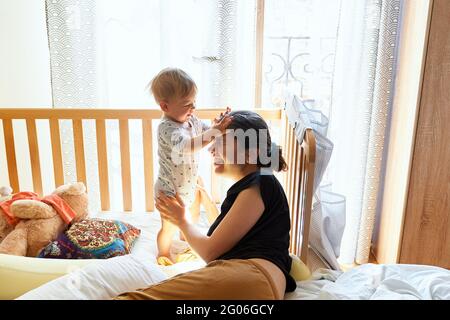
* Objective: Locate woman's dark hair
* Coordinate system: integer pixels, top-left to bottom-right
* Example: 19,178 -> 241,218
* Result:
227,110 -> 288,172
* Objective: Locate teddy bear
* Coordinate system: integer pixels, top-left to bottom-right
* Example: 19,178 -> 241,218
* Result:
0,186 -> 14,243
0,182 -> 89,257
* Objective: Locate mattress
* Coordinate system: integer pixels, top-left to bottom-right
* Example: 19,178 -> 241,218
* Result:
8,211 -> 449,300
285,263 -> 450,300
0,211 -> 206,299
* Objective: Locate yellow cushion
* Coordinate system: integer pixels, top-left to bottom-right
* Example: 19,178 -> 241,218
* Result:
0,253 -> 99,300
289,254 -> 311,281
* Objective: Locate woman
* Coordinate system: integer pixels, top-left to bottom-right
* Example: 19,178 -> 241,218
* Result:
115,110 -> 296,300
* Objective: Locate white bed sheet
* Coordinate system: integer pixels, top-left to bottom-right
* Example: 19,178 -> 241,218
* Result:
18,211 -> 206,300
89,211 -> 208,277
18,211 -> 450,300
286,264 -> 450,300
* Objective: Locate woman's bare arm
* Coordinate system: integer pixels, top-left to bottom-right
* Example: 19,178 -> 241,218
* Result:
156,185 -> 264,262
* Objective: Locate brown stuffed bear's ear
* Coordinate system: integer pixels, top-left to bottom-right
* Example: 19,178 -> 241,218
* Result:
53,182 -> 86,196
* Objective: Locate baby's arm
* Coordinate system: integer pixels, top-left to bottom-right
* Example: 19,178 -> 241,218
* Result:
174,110 -> 232,154
188,112 -> 232,152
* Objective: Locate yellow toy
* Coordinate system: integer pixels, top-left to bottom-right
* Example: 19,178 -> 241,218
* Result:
289,254 -> 312,281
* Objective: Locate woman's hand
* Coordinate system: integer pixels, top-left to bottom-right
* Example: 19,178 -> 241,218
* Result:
155,193 -> 187,227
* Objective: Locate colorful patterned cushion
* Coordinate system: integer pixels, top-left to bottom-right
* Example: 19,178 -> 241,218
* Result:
38,219 -> 141,259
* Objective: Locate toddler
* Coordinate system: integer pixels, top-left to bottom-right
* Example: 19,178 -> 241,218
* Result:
149,67 -> 232,265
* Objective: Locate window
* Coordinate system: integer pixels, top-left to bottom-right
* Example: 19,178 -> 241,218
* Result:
46,0 -> 344,210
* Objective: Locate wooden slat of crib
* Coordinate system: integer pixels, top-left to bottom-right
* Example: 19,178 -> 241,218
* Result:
72,120 -> 87,187
119,120 -> 132,211
297,154 -> 308,259
26,119 -> 43,196
289,134 -> 299,254
2,119 -> 19,192
281,112 -> 293,230
288,140 -> 297,252
291,141 -> 301,254
283,120 -> 292,239
285,128 -> 291,203
290,143 -> 302,256
287,128 -> 295,209
300,169 -> 308,261
300,130 -> 316,263
290,143 -> 298,254
49,119 -> 64,187
292,140 -> 301,214
95,120 -> 110,211
299,147 -> 308,257
280,112 -> 287,188
142,119 -> 154,212
280,111 -> 289,189
296,147 -> 308,256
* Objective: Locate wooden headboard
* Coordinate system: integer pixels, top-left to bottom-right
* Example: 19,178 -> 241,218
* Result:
0,107 -> 314,263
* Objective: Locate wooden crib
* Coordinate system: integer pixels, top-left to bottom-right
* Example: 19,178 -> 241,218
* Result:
0,108 -> 315,263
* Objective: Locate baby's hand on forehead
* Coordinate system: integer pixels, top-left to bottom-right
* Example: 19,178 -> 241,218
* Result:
212,107 -> 233,133
214,106 -> 232,122
214,116 -> 233,133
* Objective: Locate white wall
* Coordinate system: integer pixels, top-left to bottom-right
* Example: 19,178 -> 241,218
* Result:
0,0 -> 52,189
0,0 -> 52,106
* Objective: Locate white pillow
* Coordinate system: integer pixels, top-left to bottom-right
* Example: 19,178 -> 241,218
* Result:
17,255 -> 168,300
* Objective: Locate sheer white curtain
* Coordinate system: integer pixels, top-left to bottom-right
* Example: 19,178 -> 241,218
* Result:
44,0 -> 402,265
45,0 -> 256,211
263,0 -> 344,269
262,0 -> 402,266
92,0 -> 257,110
328,0 -> 402,265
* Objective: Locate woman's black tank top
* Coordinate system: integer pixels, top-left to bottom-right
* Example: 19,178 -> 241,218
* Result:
207,170 -> 297,292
